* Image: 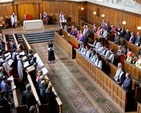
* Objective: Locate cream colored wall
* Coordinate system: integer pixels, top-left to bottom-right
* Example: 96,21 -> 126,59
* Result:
0,0 -> 13,3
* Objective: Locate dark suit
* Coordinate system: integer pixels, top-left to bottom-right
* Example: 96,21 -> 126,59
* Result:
39,84 -> 46,104
83,28 -> 91,44
124,32 -> 131,41
45,89 -> 57,113
0,97 -> 11,113
22,90 -> 37,109
119,29 -> 126,37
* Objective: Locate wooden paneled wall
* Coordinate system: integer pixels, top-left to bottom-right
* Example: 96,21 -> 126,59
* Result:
42,1 -> 87,25
1,1 -> 141,33
87,2 -> 141,33
0,3 -> 13,17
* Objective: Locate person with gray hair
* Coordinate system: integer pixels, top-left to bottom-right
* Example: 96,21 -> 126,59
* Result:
22,84 -> 37,112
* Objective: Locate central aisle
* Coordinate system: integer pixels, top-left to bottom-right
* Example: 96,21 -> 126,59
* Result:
31,42 -> 122,113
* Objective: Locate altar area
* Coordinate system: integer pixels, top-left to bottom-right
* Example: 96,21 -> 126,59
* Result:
23,19 -> 44,31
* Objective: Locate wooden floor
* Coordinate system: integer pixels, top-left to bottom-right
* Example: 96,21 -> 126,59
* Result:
2,25 -> 137,113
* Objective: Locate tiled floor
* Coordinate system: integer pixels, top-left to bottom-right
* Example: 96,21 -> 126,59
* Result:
3,25 -> 137,113
31,42 -> 124,113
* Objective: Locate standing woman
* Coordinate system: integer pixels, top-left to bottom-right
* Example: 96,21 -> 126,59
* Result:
47,41 -> 55,62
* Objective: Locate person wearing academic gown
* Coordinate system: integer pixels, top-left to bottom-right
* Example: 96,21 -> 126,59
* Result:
47,41 -> 55,62
17,55 -> 23,81
11,13 -> 17,28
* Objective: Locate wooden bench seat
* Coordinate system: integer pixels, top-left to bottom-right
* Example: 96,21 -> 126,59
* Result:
75,51 -> 126,112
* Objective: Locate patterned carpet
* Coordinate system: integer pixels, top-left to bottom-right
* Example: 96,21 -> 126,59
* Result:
30,42 -> 123,113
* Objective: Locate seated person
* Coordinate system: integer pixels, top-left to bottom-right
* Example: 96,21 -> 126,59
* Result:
122,73 -> 132,93
135,55 -> 141,69
85,47 -> 93,59
131,53 -> 138,65
108,49 -> 114,63
93,24 -> 97,33
97,43 -> 104,53
110,25 -> 117,33
77,30 -> 84,42
135,32 -> 141,46
114,63 -> 125,86
114,32 -> 120,45
128,32 -> 135,44
96,27 -> 102,35
126,48 -> 133,63
100,28 -> 107,39
117,46 -> 122,56
123,29 -> 131,41
70,27 -> 77,37
95,54 -> 103,70
119,27 -> 126,37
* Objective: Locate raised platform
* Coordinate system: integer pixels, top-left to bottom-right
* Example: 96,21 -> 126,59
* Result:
2,24 -> 60,35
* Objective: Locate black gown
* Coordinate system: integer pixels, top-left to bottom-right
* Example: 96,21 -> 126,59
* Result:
48,43 -> 55,61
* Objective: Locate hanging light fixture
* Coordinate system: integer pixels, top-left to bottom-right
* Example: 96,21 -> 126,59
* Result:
93,11 -> 97,15
122,20 -> 126,25
137,26 -> 141,30
101,14 -> 105,17
81,7 -> 84,10
81,2 -> 84,10
122,1 -> 126,25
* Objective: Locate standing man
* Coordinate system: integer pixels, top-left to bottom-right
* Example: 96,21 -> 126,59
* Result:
59,12 -> 64,28
11,13 -> 17,28
22,84 -> 38,112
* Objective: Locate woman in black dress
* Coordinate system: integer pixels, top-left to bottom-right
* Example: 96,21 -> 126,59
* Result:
47,41 -> 55,62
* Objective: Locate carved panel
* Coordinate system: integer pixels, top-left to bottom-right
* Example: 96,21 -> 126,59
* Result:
14,0 -> 42,4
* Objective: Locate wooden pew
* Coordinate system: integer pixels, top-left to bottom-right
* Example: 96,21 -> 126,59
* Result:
13,34 -> 20,51
75,51 -> 126,112
22,35 -> 62,113
42,68 -> 62,113
108,41 -> 119,52
54,31 -> 72,58
22,35 -> 31,51
10,76 -> 27,113
125,40 -> 140,55
3,34 -> 8,51
62,29 -> 81,49
124,60 -> 141,79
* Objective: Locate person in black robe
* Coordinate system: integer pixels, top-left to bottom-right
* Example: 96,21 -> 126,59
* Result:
47,41 -> 55,62
0,91 -> 11,113
22,84 -> 37,112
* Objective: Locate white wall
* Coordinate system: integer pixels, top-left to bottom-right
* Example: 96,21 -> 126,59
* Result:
0,0 -> 13,3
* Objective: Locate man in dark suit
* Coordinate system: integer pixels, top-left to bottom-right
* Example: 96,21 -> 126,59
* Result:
22,84 -> 38,112
83,25 -> 91,44
0,91 -> 11,113
135,32 -> 141,46
123,29 -> 131,41
45,85 -> 57,113
119,27 -> 126,37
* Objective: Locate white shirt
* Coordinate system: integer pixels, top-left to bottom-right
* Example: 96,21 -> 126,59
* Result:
109,53 -> 114,63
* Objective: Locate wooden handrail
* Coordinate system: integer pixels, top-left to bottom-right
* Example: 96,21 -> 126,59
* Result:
11,76 -> 19,108
3,34 -> 8,51
13,34 -> 20,51
22,34 -> 31,51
